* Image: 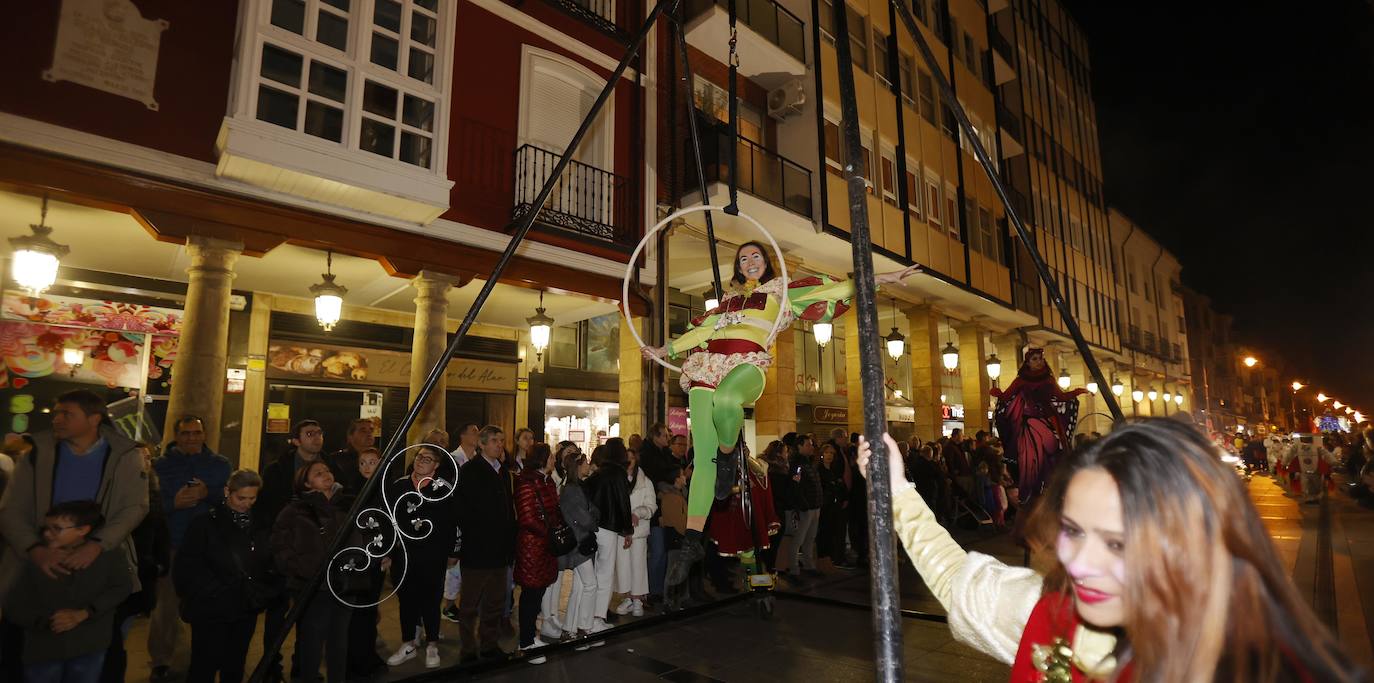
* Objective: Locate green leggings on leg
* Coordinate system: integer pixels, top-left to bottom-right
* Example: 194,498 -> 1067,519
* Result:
687,363 -> 766,518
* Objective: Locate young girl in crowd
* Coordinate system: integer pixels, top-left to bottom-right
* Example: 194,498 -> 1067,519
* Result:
859,419 -> 1361,681
270,462 -> 355,683
614,448 -> 657,617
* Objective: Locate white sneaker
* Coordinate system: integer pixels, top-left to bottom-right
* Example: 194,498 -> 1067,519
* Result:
424,643 -> 440,669
589,617 -> 610,634
613,598 -> 634,615
387,641 -> 418,666
630,599 -> 644,617
525,637 -> 549,665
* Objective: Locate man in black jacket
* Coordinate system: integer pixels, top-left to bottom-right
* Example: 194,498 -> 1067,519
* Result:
325,418 -> 373,496
775,433 -> 823,583
455,426 -> 517,662
637,423 -> 673,603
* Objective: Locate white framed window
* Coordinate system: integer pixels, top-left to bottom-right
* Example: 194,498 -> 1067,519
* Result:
925,173 -> 942,227
944,181 -> 960,241
823,115 -> 843,175
879,148 -> 898,205
904,158 -> 923,220
233,0 -> 451,172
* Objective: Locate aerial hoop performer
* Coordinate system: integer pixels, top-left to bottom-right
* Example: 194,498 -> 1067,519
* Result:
641,240 -> 919,586
990,347 -> 1084,502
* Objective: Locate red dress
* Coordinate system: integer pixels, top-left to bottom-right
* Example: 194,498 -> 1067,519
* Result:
1010,592 -> 1132,682
513,469 -> 560,588
706,467 -> 780,556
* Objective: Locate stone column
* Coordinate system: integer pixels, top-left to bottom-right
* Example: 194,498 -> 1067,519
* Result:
957,323 -> 991,436
239,293 -> 272,470
407,271 -> 455,445
755,325 -> 797,445
843,312 -> 864,435
907,306 -> 944,442
619,317 -> 645,439
166,236 -> 242,452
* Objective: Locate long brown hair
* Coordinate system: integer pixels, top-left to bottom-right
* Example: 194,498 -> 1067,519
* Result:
1026,419 -> 1359,682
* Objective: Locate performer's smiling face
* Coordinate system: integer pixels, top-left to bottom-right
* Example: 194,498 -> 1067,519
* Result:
1057,467 -> 1127,628
738,245 -> 767,281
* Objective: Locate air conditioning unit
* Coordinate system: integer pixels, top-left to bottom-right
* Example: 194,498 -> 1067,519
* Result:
767,80 -> 806,120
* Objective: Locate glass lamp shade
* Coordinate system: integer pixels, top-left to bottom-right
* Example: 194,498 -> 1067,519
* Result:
985,353 -> 1001,380
1111,377 -> 1124,396
1057,370 -> 1071,390
309,271 -> 348,332
527,306 -> 555,357
1292,381 -> 1303,392
939,393 -> 946,403
313,294 -> 343,332
1163,391 -> 1173,403
1131,389 -> 1144,403
813,322 -> 833,347
1086,381 -> 1098,395
1318,393 -> 1329,403
1174,393 -> 1185,405
62,347 -> 84,367
1147,388 -> 1158,402
11,249 -> 60,295
885,326 -> 907,361
940,342 -> 959,370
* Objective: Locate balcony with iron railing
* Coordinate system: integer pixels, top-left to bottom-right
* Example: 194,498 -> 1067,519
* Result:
684,112 -> 813,218
542,0 -> 628,42
683,0 -> 806,80
511,144 -> 635,250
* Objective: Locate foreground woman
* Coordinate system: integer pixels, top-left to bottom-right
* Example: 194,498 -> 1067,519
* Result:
859,419 -> 1360,681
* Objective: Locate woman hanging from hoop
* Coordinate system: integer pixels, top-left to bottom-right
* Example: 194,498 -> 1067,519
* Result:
641,241 -> 919,585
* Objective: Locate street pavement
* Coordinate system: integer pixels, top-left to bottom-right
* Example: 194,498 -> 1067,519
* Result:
114,472 -> 1374,682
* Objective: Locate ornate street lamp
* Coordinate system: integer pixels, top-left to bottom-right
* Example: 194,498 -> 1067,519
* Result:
309,251 -> 347,332
813,321 -> 833,347
1131,388 -> 1144,403
1163,390 -> 1173,403
1111,375 -> 1124,397
1243,356 -> 1258,368
1086,380 -> 1098,395
1057,368 -> 1071,390
1174,392 -> 1184,406
8,196 -> 70,296
1291,381 -> 1304,392
62,347 -> 84,376
884,300 -> 905,361
985,353 -> 1001,382
1147,386 -> 1158,402
527,290 -> 555,361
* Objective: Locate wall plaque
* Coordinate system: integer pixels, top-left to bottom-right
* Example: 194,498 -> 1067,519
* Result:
43,0 -> 169,110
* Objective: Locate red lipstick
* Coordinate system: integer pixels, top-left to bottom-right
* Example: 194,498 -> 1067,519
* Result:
1074,584 -> 1114,605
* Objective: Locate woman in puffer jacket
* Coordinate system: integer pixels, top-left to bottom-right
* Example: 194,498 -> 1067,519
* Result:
613,448 -> 657,617
513,443 -> 560,663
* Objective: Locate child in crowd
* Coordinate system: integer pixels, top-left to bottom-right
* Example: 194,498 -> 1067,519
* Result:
656,465 -> 689,611
4,500 -> 133,683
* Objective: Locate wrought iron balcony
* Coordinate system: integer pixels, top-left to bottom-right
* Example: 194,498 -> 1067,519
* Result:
512,144 -> 633,249
685,0 -> 806,63
542,0 -> 627,42
685,112 -> 813,217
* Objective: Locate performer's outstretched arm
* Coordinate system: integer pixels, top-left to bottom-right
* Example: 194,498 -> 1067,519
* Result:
858,433 -> 1043,664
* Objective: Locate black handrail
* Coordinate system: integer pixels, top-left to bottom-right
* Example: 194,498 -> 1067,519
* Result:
684,111 -> 813,217
512,143 -> 633,248
542,0 -> 629,41
685,0 -> 805,63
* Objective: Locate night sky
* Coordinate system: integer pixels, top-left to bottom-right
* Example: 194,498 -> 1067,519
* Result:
1063,0 -> 1374,413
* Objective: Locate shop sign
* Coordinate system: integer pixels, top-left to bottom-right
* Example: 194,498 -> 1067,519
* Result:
4,291 -> 182,334
667,407 -> 689,436
225,368 -> 246,394
267,342 -> 516,393
813,406 -> 848,424
266,403 -> 290,434
941,404 -> 965,420
885,405 -> 915,423
44,0 -> 169,110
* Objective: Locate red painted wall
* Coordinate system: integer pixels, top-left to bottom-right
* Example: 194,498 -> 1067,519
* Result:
0,0 -> 237,163
445,0 -> 643,261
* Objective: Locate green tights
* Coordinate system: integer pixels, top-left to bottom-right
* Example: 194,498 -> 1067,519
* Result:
687,363 -> 766,519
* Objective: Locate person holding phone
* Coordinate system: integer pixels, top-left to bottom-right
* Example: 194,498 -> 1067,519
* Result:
773,434 -> 823,586
148,416 -> 230,683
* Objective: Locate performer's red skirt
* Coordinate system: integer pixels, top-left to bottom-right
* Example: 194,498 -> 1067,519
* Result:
707,471 -> 781,556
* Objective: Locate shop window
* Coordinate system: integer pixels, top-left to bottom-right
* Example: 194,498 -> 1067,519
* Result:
548,313 -> 620,374
548,324 -> 580,369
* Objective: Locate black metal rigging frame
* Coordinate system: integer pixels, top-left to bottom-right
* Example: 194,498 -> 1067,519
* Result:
245,0 -> 1125,678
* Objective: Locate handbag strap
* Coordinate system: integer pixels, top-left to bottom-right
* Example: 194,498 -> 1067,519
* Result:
533,479 -> 555,528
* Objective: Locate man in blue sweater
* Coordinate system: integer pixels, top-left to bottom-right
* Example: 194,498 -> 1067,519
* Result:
147,416 -> 230,683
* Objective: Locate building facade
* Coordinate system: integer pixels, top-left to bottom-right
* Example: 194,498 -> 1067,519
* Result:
0,0 -> 660,467
1106,208 -> 1191,427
